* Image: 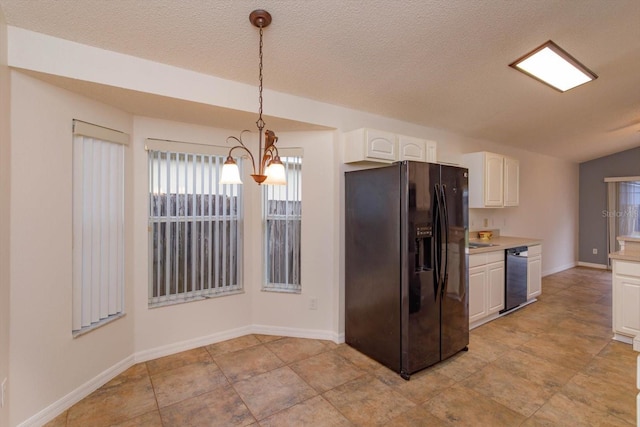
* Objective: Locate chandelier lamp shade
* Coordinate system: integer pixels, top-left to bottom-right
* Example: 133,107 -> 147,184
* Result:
220,9 -> 286,186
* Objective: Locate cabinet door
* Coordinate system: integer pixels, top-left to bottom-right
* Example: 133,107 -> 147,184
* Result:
527,255 -> 542,300
615,273 -> 640,337
487,261 -> 505,314
504,157 -> 520,207
398,135 -> 426,162
484,153 -> 504,207
469,265 -> 487,323
365,129 -> 397,162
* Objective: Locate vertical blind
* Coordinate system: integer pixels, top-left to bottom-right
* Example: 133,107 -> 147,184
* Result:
147,140 -> 243,306
263,154 -> 302,291
72,121 -> 126,333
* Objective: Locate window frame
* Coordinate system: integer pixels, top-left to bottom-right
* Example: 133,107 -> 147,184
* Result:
262,149 -> 303,293
146,138 -> 244,307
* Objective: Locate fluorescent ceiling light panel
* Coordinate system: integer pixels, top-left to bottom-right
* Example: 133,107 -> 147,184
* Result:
510,40 -> 597,92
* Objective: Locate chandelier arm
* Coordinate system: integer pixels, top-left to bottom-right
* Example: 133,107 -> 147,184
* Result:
227,145 -> 257,175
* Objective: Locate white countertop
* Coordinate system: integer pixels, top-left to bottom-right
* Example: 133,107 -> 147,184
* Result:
609,235 -> 640,262
468,235 -> 542,254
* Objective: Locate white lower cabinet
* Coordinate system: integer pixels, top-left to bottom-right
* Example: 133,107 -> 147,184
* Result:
469,250 -> 504,325
527,245 -> 542,300
612,259 -> 640,341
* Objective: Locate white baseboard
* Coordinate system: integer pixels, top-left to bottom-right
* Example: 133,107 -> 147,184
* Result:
134,325 -> 253,363
19,324 -> 341,426
17,355 -> 135,427
613,333 -> 633,344
250,324 -> 340,343
576,261 -> 608,270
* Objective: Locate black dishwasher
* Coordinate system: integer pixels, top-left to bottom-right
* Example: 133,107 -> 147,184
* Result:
501,246 -> 528,313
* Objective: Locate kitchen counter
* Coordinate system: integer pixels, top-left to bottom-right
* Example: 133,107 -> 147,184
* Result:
468,235 -> 542,254
609,235 -> 640,262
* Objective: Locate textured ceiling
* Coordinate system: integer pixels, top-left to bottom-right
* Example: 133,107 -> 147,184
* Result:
1,0 -> 639,162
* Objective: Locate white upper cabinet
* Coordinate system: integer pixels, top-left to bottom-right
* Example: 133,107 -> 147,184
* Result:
398,135 -> 427,162
462,151 -> 520,208
504,156 -> 520,206
344,128 -> 437,164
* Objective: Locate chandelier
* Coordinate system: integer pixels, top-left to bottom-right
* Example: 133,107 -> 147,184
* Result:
220,9 -> 286,185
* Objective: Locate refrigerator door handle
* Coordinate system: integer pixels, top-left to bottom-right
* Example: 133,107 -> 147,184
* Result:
433,184 -> 442,299
440,185 -> 449,296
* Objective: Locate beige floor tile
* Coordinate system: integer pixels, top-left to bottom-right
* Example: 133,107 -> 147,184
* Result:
462,363 -> 554,417
43,411 -> 67,427
254,334 -> 283,343
491,348 -> 576,391
111,410 -> 163,427
233,366 -> 317,421
205,334 -> 262,357
151,361 -> 228,408
66,370 -> 157,427
523,392 -> 633,426
322,374 -> 416,425
560,372 -> 636,425
553,317 -> 612,340
387,405 -> 453,426
258,395 -> 351,427
471,321 -> 537,348
374,364 -> 456,404
518,332 -> 608,370
265,337 -> 331,363
468,332 -> 514,361
159,385 -> 255,426
333,343 -> 385,372
423,383 -> 525,426
583,354 -> 636,388
290,350 -> 364,393
145,347 -> 212,375
430,350 -> 488,381
104,364 -> 149,387
213,344 -> 284,382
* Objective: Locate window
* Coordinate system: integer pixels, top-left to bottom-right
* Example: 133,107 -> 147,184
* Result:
263,153 -> 302,292
606,177 -> 640,266
72,120 -> 128,335
147,139 -> 243,307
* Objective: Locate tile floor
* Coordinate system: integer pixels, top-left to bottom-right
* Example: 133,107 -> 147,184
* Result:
45,267 -> 636,426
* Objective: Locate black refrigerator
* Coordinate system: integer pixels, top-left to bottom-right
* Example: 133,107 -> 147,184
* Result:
345,161 -> 469,379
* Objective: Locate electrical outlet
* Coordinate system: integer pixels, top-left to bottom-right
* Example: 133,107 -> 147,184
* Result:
1,377 -> 6,408
593,248 -> 598,255
309,297 -> 318,310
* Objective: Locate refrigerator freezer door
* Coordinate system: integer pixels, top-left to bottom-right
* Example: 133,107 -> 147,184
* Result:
439,165 -> 470,360
345,165 -> 402,372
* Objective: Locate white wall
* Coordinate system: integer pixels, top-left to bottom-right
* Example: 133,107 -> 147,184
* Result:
131,117 -> 254,356
248,130 -> 340,339
4,27 -> 580,426
0,8 -> 11,427
8,72 -> 135,426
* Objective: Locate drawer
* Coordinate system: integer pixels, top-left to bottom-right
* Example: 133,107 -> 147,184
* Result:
528,245 -> 542,256
470,250 -> 504,267
469,253 -> 486,268
615,260 -> 640,277
486,250 -> 505,264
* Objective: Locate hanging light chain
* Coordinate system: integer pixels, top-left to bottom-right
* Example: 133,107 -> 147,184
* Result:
256,24 -> 265,131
